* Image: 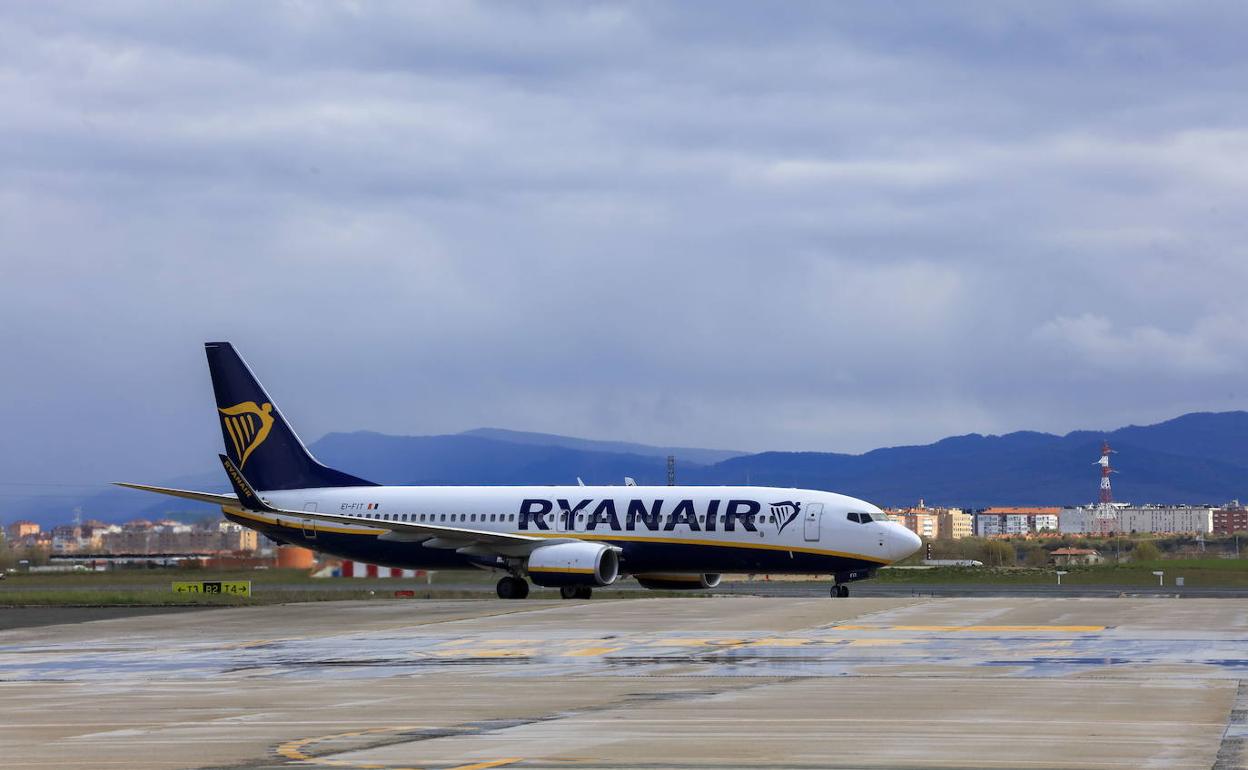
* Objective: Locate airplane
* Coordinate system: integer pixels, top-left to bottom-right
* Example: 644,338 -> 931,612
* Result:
119,342 -> 922,599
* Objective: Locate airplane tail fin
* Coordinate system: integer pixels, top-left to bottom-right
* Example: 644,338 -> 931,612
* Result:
205,342 -> 376,491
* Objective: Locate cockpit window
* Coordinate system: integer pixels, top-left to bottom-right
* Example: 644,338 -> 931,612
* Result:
848,512 -> 878,524
847,512 -> 861,523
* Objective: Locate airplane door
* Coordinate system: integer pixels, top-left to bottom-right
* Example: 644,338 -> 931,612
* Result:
804,503 -> 823,541
301,503 -> 317,539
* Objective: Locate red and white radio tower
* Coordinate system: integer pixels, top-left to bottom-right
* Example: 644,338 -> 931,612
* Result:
1097,440 -> 1115,505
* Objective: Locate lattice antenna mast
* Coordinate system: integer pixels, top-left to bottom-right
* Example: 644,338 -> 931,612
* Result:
1097,440 -> 1117,505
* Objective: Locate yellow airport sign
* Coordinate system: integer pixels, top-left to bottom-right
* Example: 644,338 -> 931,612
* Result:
172,580 -> 252,596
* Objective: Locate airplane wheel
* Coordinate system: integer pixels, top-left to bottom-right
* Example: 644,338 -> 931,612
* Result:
560,585 -> 579,600
497,576 -> 529,599
837,585 -> 850,598
576,585 -> 593,599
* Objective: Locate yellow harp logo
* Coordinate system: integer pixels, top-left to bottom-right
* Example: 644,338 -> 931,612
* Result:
218,401 -> 275,469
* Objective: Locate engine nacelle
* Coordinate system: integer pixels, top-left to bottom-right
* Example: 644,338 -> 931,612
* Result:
527,542 -> 620,587
634,573 -> 722,591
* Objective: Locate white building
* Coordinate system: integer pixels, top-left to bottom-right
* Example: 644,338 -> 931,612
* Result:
1059,505 -> 1213,535
976,508 -> 1062,537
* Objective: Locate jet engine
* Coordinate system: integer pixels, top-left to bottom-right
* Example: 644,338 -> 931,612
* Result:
527,542 -> 620,587
634,573 -> 722,591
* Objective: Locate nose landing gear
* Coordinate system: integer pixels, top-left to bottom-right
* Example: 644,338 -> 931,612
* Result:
830,584 -> 849,598
496,575 -> 530,599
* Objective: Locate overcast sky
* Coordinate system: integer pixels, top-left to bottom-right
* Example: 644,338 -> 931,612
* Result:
4,2 -> 1248,499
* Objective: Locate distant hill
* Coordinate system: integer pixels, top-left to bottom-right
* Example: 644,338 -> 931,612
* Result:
312,431 -> 689,487
459,427 -> 745,465
14,411 -> 1248,526
697,422 -> 1248,508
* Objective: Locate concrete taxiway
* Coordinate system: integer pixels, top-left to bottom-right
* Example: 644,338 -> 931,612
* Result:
2,597 -> 1246,769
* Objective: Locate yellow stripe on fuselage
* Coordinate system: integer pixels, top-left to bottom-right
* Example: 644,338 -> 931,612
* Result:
222,506 -> 387,536
521,531 -> 889,565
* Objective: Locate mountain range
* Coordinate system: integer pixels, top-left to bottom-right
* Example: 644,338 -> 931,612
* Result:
12,411 -> 1248,526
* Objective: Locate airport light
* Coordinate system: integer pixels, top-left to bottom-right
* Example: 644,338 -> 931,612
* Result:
1152,570 -> 1164,586
1055,570 -> 1068,586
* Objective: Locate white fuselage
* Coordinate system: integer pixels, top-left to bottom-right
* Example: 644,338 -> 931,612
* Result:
251,484 -> 921,571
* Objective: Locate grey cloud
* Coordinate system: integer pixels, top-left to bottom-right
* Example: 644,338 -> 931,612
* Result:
3,2 -> 1248,513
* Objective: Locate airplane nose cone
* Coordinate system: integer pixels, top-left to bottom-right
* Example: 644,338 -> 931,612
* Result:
893,526 -> 922,561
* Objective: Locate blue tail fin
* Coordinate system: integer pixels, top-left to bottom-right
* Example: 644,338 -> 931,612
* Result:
205,342 -> 376,491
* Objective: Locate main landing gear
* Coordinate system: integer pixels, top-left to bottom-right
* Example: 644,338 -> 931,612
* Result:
496,575 -> 530,599
559,585 -> 593,600
830,584 -> 850,598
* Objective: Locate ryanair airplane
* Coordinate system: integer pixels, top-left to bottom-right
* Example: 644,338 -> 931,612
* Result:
120,343 -> 921,599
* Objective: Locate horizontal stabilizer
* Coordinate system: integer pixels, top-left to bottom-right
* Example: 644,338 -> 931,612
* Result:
113,482 -> 237,507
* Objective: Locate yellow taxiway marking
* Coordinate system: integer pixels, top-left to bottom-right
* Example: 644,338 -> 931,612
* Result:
431,647 -> 535,658
231,638 -> 282,649
446,760 -> 522,770
276,725 -> 432,768
563,646 -> 620,657
746,637 -> 811,647
649,638 -> 745,647
836,625 -> 1105,633
467,648 -> 535,658
276,725 -> 521,770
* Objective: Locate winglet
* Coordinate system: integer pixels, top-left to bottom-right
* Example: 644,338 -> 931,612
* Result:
219,454 -> 276,512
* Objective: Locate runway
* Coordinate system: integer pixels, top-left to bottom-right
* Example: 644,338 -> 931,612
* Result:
2,597 -> 1246,769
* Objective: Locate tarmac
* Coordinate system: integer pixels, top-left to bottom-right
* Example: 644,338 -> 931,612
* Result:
2,597 -> 1246,769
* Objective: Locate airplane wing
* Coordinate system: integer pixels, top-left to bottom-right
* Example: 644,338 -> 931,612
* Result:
116,469 -> 576,557
261,504 -> 553,550
113,482 -> 237,507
